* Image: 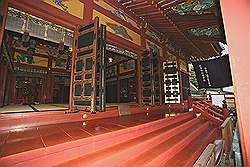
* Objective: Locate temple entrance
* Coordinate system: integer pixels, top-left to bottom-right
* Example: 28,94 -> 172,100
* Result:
1,8 -> 139,114
0,7 -> 73,113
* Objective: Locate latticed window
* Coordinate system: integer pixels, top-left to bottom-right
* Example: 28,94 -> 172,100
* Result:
47,28 -> 63,43
64,31 -> 73,48
5,15 -> 24,33
28,20 -> 46,38
5,7 -> 73,48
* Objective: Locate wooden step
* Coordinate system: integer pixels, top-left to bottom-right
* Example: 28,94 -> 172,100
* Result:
0,113 -> 195,167
164,126 -> 219,167
143,121 -> 211,167
118,119 -> 209,167
55,117 -> 202,167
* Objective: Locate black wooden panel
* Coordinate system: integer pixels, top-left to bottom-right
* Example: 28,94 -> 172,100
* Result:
79,23 -> 94,32
75,75 -> 82,80
76,60 -> 83,72
74,84 -> 82,96
143,73 -> 151,81
84,83 -> 91,96
85,74 -> 92,79
181,72 -> 190,101
74,100 -> 91,106
77,49 -> 93,57
78,32 -> 94,48
85,58 -> 92,70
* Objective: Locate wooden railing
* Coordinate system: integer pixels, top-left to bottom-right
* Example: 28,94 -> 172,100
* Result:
221,116 -> 234,159
193,117 -> 234,167
192,99 -> 229,125
193,105 -> 222,125
193,144 -> 216,167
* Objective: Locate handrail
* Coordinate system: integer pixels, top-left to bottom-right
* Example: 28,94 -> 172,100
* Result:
193,144 -> 216,167
193,106 -> 222,125
221,116 -> 233,159
192,99 -> 227,125
207,108 -> 224,119
201,101 -> 223,113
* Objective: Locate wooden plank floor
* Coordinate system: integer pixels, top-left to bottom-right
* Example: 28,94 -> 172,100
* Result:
0,111 -> 167,158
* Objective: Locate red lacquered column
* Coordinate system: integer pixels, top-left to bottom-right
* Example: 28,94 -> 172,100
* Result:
220,0 -> 250,166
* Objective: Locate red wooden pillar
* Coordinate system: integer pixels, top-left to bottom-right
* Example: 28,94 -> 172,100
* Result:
220,0 -> 250,166
159,44 -> 165,105
177,55 -> 183,102
186,59 -> 192,109
136,27 -> 146,105
82,0 -> 93,24
161,45 -> 166,105
0,0 -> 8,50
0,1 -> 7,105
136,50 -> 142,105
69,30 -> 77,110
0,65 -> 8,106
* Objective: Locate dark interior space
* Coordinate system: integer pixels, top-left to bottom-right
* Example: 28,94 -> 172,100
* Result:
106,50 -> 137,103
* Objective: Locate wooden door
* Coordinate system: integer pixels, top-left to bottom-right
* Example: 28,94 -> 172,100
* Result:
71,17 -> 106,112
141,50 -> 162,105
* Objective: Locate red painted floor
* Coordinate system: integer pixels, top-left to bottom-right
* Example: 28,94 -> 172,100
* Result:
0,111 -> 167,158
53,114 -> 219,167
0,111 -> 220,167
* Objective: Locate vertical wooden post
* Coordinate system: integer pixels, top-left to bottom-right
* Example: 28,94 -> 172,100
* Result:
177,54 -> 183,102
220,1 -> 250,165
221,117 -> 233,160
69,29 -> 77,111
136,51 -> 142,105
193,144 -> 216,167
82,0 -> 94,24
117,63 -> 120,103
161,45 -> 166,105
0,0 -> 8,50
186,59 -> 192,109
136,27 -> 146,106
0,65 -> 8,106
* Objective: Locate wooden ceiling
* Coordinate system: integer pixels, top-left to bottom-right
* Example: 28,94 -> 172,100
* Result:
113,0 -> 226,59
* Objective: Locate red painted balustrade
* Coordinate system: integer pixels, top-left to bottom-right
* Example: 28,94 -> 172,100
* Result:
192,99 -> 229,125
0,111 -> 220,167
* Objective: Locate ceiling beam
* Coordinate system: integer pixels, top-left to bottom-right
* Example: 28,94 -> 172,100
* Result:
158,0 -> 176,6
129,4 -> 152,10
133,9 -> 157,14
126,1 -> 148,8
137,11 -> 162,17
186,34 -> 225,42
170,13 -> 217,22
117,0 -> 215,58
159,0 -> 186,9
178,20 -> 220,30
